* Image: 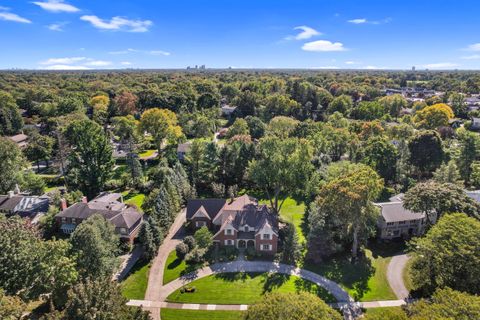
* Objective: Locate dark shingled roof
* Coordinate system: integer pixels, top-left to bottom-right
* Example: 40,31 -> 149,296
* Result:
376,202 -> 425,223
0,196 -> 23,211
186,199 -> 226,220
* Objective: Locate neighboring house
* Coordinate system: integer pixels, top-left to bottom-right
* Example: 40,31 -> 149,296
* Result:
471,117 -> 480,131
177,142 -> 192,161
0,190 -> 50,224
375,195 -> 426,240
8,133 -> 28,149
448,118 -> 463,129
465,190 -> 480,202
221,105 -> 237,117
186,194 -> 279,254
56,192 -> 143,243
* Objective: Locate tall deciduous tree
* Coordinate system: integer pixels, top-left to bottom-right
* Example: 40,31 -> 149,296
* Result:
413,103 -> 454,129
408,213 -> 480,295
248,137 -> 313,214
0,91 -> 23,135
24,131 -> 54,170
0,137 -> 26,194
378,94 -> 408,118
408,130 -> 444,177
70,215 -> 119,279
139,108 -> 183,150
361,136 -> 398,182
64,119 -> 114,199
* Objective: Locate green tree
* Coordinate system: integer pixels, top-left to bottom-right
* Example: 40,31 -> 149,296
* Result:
327,94 -> 353,115
65,119 -> 114,199
194,226 -> 213,249
361,136 -> 398,182
226,118 -> 249,138
449,92 -> 467,118
408,130 -> 444,176
245,116 -> 266,139
403,181 -> 480,223
406,288 -> 480,320
456,129 -> 480,184
413,103 -> 454,129
24,132 -> 54,170
0,289 -> 26,320
244,292 -> 341,320
18,170 -> 46,195
408,213 -> 480,295
266,116 -> 299,138
0,91 -> 23,135
0,137 -> 26,194
281,223 -> 302,266
138,220 -> 158,261
234,90 -> 260,117
379,94 -> 408,118
354,101 -> 388,120
308,163 -> 383,259
139,108 -> 183,149
70,215 -> 119,279
248,137 -> 313,214
432,161 -> 463,186
63,278 -> 151,320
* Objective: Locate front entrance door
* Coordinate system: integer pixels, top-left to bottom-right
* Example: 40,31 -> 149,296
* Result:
238,240 -> 246,248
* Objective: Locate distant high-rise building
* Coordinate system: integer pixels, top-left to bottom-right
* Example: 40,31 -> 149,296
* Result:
412,66 -> 416,71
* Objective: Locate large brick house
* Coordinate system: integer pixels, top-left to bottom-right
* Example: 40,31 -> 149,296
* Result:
56,192 -> 143,243
186,195 -> 279,254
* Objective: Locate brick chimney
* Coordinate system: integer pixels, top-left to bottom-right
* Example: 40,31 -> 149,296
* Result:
81,196 -> 88,203
60,198 -> 68,211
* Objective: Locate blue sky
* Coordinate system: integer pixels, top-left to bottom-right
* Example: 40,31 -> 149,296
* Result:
1,0 -> 480,70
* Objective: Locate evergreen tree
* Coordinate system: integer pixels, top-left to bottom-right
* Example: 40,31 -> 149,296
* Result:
281,223 -> 302,266
138,220 -> 157,261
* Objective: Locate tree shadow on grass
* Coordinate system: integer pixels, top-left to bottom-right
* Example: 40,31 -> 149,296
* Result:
305,253 -> 375,301
167,258 -> 182,270
293,278 -> 336,303
261,273 -> 290,294
214,271 -> 250,282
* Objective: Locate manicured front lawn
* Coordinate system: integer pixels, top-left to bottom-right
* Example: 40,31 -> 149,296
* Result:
402,257 -> 414,292
363,306 -> 404,316
304,243 -> 401,302
259,197 -> 306,243
167,272 -> 335,304
161,309 -> 244,320
163,250 -> 188,284
121,260 -> 150,300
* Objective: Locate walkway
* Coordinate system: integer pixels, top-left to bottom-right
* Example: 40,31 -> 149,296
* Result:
387,254 -> 410,299
114,245 -> 143,281
143,209 -> 186,319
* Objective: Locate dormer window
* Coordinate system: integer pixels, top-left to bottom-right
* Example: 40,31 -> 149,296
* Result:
262,233 -> 270,240
225,229 -> 233,235
120,228 -> 127,235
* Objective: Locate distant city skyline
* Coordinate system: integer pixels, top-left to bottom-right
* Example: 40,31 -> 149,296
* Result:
1,0 -> 480,70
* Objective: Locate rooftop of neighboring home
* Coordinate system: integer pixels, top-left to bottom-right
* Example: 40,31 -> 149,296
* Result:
177,141 -> 192,153
8,133 -> 28,148
466,190 -> 480,202
0,189 -> 50,223
57,192 -> 142,231
375,201 -> 425,223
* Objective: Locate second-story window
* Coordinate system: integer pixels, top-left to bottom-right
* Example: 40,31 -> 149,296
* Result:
225,229 -> 233,235
263,233 -> 270,240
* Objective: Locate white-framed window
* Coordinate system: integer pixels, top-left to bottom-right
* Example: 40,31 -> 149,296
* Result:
61,217 -> 66,223
225,229 -> 233,235
262,233 -> 270,240
224,239 -> 234,246
398,221 -> 406,225
261,244 -> 271,251
71,218 -> 76,224
120,227 -> 127,234
386,222 -> 394,226
196,221 -> 206,227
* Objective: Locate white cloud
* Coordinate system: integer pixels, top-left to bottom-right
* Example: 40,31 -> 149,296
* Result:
422,62 -> 459,69
47,22 -> 68,31
348,18 -> 391,25
121,61 -> 132,66
348,18 -> 367,24
84,60 -> 112,67
80,15 -> 153,32
302,40 -> 346,52
461,54 -> 480,60
108,48 -> 170,56
363,65 -> 379,69
43,65 -> 91,70
32,0 -> 80,13
286,26 -> 321,40
466,43 -> 480,51
0,7 -> 32,24
345,61 -> 358,65
314,66 -> 339,69
40,57 -> 86,65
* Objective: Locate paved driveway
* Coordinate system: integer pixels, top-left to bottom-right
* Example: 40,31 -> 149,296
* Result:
387,254 -> 410,299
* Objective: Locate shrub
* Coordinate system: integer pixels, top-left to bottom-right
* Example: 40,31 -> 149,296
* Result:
186,247 -> 206,264
194,226 -> 213,249
175,242 -> 189,260
183,236 -> 196,251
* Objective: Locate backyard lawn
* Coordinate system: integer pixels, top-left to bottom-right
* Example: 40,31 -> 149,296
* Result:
259,197 -> 306,243
161,309 -> 243,320
122,190 -> 146,211
167,272 -> 335,304
163,250 -> 188,284
402,258 -> 414,292
304,242 -> 402,301
138,149 -> 157,159
121,260 -> 150,300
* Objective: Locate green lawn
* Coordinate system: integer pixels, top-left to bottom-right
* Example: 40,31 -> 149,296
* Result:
161,309 -> 243,320
164,250 -> 188,284
304,243 -> 402,302
112,165 -> 128,180
402,257 -> 414,292
167,272 -> 335,304
363,306 -> 404,316
121,190 -> 146,211
121,260 -> 150,300
138,149 -> 157,158
259,197 -> 306,243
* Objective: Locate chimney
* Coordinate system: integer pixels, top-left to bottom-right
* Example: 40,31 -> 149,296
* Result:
81,196 -> 88,203
60,198 -> 68,211
7,191 -> 14,198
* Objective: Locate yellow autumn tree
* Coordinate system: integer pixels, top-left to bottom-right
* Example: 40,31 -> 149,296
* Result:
89,95 -> 110,125
413,103 -> 454,129
139,108 -> 183,149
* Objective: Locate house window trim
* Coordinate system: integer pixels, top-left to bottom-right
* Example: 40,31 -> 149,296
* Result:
261,244 -> 272,251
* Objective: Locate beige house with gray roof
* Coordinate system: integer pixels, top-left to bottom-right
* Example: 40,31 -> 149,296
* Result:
376,199 -> 426,240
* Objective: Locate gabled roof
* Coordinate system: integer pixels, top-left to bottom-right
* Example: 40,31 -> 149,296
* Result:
223,194 -> 257,211
0,196 -> 23,211
376,202 -> 425,223
186,199 -> 226,220
191,205 -> 211,220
